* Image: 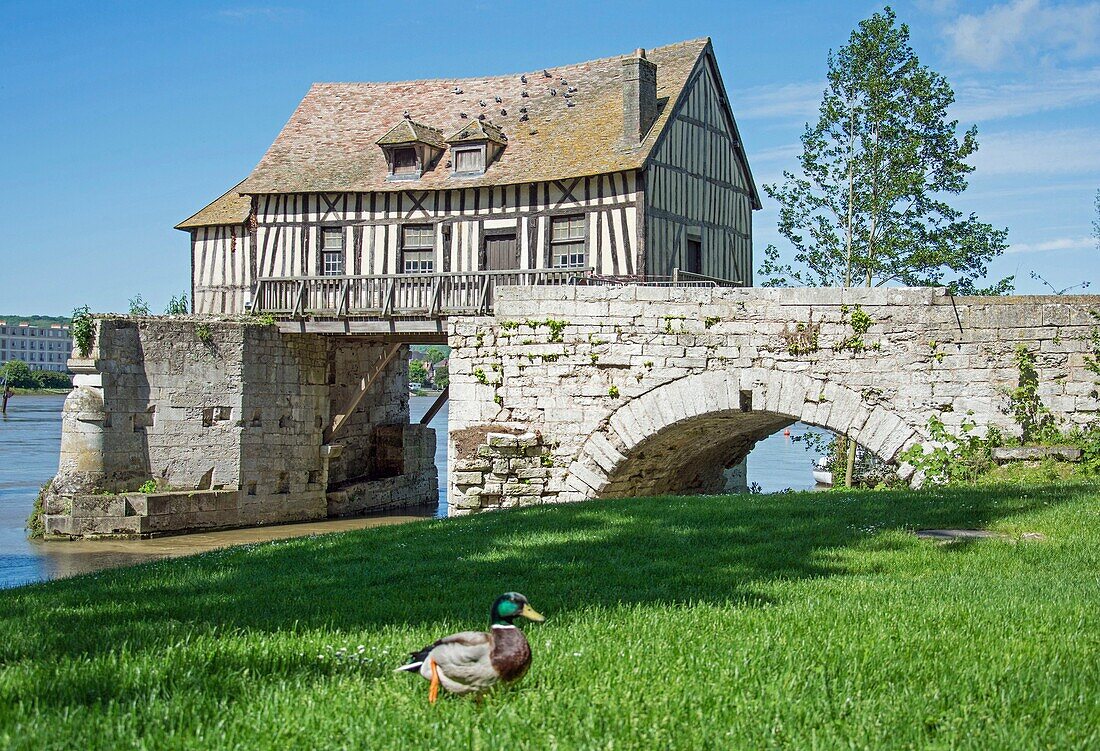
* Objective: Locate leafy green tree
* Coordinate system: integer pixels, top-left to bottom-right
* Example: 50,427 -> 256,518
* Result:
424,346 -> 447,365
433,365 -> 449,390
165,292 -> 189,316
409,360 -> 428,385
1,360 -> 36,389
758,6 -> 1010,294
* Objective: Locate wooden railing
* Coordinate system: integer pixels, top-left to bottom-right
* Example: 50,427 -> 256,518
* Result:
253,268 -> 593,319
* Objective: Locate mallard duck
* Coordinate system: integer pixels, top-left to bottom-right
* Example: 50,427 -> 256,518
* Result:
395,592 -> 545,703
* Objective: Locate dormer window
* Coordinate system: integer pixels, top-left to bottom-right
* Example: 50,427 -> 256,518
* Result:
453,146 -> 485,175
446,120 -> 506,178
392,147 -> 418,176
376,119 -> 446,180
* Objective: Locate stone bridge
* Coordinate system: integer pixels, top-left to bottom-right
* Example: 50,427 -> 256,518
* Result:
447,286 -> 1100,512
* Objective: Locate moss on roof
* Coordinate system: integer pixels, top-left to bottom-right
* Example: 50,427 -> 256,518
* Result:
175,182 -> 251,230
446,119 -> 507,145
238,39 -> 718,194
376,119 -> 447,149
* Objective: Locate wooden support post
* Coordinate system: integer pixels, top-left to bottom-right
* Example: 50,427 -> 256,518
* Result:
428,278 -> 443,317
293,280 -> 306,317
325,343 -> 403,443
382,278 -> 396,318
419,386 -> 449,425
336,279 -> 349,317
478,275 -> 492,314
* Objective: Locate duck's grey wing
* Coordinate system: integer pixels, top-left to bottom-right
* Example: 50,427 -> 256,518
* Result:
419,631 -> 497,693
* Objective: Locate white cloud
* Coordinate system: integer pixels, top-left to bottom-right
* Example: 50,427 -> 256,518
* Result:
733,81 -> 823,121
971,127 -> 1100,175
1006,236 -> 1096,253
952,67 -> 1100,121
945,0 -> 1100,69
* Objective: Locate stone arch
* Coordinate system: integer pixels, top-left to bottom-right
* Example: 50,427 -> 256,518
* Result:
564,369 -> 927,500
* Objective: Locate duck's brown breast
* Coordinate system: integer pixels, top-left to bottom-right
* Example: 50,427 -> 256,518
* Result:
490,627 -> 532,683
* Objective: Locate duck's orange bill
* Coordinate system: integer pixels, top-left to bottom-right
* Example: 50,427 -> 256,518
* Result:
520,604 -> 546,622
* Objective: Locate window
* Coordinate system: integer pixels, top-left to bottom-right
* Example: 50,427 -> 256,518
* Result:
402,224 -> 434,274
321,227 -> 344,276
551,215 -> 586,268
392,147 -> 418,176
684,237 -> 702,274
453,147 -> 484,175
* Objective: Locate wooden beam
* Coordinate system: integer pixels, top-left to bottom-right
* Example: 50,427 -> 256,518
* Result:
326,343 -> 403,442
419,386 -> 449,425
477,275 -> 491,314
336,279 -> 349,317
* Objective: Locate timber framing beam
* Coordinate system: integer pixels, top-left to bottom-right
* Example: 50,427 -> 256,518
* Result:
325,343 -> 403,443
419,386 -> 449,426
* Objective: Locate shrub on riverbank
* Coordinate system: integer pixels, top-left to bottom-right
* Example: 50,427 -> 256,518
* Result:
24,481 -> 49,539
1,484 -> 1098,749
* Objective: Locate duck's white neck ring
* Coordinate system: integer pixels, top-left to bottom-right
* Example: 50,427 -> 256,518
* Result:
491,624 -> 518,630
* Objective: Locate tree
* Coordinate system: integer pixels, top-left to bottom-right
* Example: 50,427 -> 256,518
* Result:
758,7 -> 1010,294
409,360 -> 428,386
423,346 -> 447,365
1,360 -> 36,389
433,365 -> 449,390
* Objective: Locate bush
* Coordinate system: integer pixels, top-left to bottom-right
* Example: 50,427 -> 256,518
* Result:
128,294 -> 151,316
165,293 -> 189,316
26,480 -> 49,538
70,305 -> 95,357
31,370 -> 72,389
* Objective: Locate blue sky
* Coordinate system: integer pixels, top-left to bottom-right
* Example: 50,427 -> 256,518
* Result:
0,0 -> 1097,315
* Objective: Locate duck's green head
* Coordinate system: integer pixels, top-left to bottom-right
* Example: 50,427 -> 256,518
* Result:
491,592 -> 545,625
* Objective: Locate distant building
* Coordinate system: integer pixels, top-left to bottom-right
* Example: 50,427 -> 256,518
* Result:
0,322 -> 72,373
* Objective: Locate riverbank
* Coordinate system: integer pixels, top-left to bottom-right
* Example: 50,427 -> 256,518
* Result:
7,388 -> 70,396
1,484 -> 1097,749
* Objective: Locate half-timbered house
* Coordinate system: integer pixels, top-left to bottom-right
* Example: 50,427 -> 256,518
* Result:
176,37 -> 760,316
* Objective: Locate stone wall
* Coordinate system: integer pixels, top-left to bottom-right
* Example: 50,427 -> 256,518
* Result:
47,317 -> 436,537
447,286 -> 1100,513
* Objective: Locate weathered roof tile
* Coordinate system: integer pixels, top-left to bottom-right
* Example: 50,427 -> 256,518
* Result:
239,38 -> 711,194
175,181 -> 251,229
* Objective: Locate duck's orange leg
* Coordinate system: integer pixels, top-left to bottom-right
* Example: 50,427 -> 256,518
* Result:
428,658 -> 440,704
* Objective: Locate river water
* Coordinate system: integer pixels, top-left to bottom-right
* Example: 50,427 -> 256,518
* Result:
0,394 -> 824,589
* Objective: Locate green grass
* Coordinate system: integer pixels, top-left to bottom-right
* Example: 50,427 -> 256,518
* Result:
2,484 -> 1099,750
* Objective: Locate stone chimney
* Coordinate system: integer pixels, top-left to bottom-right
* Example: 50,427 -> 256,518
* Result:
621,48 -> 657,146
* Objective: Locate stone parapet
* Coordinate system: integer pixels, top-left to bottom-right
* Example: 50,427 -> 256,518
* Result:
448,286 -> 1100,512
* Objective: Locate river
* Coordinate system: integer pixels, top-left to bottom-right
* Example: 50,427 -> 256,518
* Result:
0,394 -> 824,589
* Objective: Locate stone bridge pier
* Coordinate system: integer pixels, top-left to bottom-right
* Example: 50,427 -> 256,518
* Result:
446,286 -> 1100,512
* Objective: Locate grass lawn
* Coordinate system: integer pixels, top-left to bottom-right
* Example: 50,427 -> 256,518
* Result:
1,484 -> 1098,750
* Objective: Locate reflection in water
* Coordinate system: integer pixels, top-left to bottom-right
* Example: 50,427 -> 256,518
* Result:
0,394 -> 824,589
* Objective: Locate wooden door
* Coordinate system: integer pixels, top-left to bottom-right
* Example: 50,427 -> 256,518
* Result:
485,233 -> 519,270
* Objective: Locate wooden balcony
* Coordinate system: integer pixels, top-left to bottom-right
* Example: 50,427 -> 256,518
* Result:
253,268 -> 592,335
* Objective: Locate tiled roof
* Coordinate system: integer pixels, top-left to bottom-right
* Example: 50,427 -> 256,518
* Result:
446,119 -> 507,146
175,181 -> 251,229
376,119 -> 447,149
239,38 -> 712,194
